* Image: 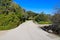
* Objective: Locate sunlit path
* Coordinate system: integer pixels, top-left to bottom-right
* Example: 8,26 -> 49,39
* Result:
0,20 -> 60,40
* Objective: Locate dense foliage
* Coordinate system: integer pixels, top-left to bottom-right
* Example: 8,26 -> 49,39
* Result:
0,0 -> 24,30
26,11 -> 38,20
34,12 -> 52,24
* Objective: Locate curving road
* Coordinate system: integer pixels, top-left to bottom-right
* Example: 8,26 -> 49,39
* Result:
0,20 -> 60,40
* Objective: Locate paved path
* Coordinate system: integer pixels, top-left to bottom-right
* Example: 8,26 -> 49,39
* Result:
0,20 -> 60,40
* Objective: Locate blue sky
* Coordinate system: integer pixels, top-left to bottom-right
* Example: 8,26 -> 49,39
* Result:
13,0 -> 60,14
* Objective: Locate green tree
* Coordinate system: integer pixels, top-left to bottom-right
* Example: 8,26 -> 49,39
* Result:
26,11 -> 38,20
35,12 -> 49,22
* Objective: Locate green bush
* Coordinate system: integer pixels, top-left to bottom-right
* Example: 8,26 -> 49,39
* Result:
0,0 -> 24,30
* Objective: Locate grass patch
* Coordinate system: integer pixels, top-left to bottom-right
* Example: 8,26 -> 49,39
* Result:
38,21 -> 52,24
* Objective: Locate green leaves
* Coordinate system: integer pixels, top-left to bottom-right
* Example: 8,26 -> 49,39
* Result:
35,12 -> 50,22
0,0 -> 24,30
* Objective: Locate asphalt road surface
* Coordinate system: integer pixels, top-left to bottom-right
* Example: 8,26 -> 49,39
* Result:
0,20 -> 60,40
